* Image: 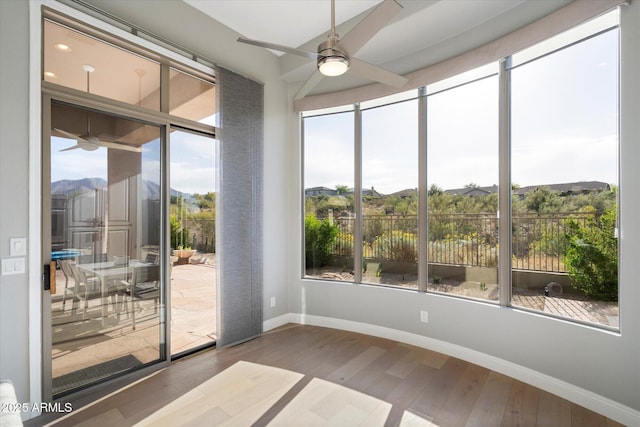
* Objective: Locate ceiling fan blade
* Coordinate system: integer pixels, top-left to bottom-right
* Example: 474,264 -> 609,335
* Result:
295,70 -> 325,100
337,0 -> 403,56
53,128 -> 84,141
349,58 -> 407,88
237,37 -> 317,60
98,140 -> 142,153
60,144 -> 82,152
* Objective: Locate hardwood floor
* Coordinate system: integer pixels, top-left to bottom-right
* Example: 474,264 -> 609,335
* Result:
28,324 -> 624,427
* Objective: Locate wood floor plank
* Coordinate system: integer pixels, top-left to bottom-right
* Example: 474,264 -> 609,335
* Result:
133,361 -> 303,426
570,403 -> 608,427
384,363 -> 438,426
501,380 -> 541,427
327,345 -> 387,384
386,347 -> 422,379
536,389 -> 572,427
74,408 -> 126,427
408,357 -> 468,420
432,363 -> 491,427
29,325 -> 625,427
465,371 -> 513,427
266,377 -> 391,427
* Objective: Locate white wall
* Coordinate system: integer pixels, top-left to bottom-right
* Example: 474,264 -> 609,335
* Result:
0,0 -> 31,408
285,1 -> 640,423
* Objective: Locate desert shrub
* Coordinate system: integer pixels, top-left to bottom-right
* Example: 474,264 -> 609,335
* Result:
371,231 -> 418,262
529,221 -> 569,257
564,208 -> 618,301
305,215 -> 339,268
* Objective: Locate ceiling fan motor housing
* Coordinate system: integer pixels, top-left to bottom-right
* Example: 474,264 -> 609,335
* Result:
317,37 -> 349,76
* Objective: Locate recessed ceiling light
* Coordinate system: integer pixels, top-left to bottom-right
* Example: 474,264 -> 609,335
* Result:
44,71 -> 57,78
54,43 -> 71,52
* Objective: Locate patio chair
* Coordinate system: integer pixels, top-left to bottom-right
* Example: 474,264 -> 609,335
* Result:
58,259 -> 74,312
62,260 -> 101,319
117,264 -> 160,330
144,252 -> 158,264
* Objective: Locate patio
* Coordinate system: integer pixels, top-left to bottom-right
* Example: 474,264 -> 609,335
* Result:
50,254 -> 216,395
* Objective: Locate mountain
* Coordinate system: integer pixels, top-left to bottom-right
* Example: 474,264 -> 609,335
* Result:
51,178 -> 107,195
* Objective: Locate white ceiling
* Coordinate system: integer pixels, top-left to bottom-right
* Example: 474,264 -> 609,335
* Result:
183,0 -> 570,95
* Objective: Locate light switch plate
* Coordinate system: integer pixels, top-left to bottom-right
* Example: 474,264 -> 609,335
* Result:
10,238 -> 27,256
1,258 -> 25,275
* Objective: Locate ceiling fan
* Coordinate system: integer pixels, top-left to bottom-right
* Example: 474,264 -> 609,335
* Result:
55,64 -> 141,153
237,0 -> 408,100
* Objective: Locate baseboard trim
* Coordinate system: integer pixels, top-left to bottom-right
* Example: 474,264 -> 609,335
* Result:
264,313 -> 640,427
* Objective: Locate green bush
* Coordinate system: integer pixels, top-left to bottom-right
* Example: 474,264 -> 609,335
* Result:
170,214 -> 189,249
371,230 -> 418,262
305,215 -> 339,268
564,208 -> 618,301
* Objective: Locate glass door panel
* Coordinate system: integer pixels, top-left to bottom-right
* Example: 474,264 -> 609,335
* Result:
169,129 -> 217,356
48,101 -> 164,397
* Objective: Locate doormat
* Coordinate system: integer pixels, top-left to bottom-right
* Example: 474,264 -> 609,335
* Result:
53,354 -> 142,396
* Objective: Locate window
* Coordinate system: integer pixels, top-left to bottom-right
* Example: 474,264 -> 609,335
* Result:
362,98 -> 419,287
303,109 -> 354,280
427,72 -> 499,302
510,23 -> 619,327
301,11 -> 620,329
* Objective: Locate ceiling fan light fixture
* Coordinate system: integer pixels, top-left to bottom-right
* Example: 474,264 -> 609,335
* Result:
318,55 -> 350,77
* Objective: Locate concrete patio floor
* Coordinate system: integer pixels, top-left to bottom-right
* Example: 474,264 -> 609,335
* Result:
50,255 -> 216,394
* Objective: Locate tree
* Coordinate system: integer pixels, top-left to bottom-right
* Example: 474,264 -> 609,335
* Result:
428,184 -> 443,197
335,184 -> 349,195
524,186 -> 561,213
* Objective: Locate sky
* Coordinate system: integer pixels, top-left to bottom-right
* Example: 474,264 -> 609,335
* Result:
51,129 -> 217,195
304,24 -> 619,195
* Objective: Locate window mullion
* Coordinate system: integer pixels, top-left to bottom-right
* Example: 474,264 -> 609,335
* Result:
354,103 -> 363,284
418,87 -> 428,292
498,58 -> 512,306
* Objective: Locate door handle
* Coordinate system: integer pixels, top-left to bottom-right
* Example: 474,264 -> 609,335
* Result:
43,261 -> 56,293
43,263 -> 50,291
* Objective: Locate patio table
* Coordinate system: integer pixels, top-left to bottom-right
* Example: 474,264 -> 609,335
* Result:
78,260 -> 149,326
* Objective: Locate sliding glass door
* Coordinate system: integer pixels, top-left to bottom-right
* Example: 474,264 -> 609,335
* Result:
169,129 -> 218,356
41,12 -> 217,398
46,101 -> 165,397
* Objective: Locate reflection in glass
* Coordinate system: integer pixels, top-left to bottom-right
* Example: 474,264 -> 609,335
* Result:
169,130 -> 218,355
427,75 -> 499,302
510,28 -> 619,326
44,20 -> 161,110
362,99 -> 418,288
303,111 -> 354,280
50,102 -> 162,396
169,68 -> 216,125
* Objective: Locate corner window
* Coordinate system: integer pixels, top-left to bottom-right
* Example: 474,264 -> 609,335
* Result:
301,10 -> 620,329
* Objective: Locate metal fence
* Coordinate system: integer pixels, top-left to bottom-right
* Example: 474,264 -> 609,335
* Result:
182,218 -> 216,253
330,213 -> 591,273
